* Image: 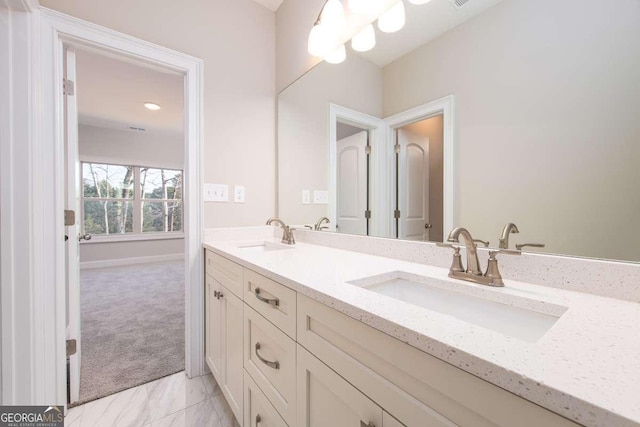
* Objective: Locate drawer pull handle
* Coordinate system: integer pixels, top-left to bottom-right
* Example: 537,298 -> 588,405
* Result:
255,343 -> 280,369
360,422 -> 375,427
254,287 -> 279,307
256,414 -> 261,425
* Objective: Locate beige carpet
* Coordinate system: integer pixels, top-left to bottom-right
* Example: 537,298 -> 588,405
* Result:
76,261 -> 185,405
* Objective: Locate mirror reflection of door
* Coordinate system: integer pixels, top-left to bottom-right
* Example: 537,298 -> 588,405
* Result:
395,115 -> 444,242
336,126 -> 369,236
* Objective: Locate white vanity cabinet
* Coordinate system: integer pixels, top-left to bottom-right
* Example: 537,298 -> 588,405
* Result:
297,344 -> 384,427
205,253 -> 244,424
205,249 -> 580,427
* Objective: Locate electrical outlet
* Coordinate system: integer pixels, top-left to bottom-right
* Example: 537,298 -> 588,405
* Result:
302,190 -> 311,205
234,186 -> 245,203
313,190 -> 329,205
203,184 -> 229,202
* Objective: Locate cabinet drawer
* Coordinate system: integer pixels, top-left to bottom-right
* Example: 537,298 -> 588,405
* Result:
206,251 -> 243,298
297,294 -> 578,427
244,269 -> 296,339
244,370 -> 288,427
244,306 -> 296,425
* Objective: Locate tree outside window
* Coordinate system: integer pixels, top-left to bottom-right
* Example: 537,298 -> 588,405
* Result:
82,162 -> 183,236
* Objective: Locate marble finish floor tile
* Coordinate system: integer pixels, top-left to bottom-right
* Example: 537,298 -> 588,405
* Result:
201,373 -> 221,397
70,372 -> 238,427
80,384 -> 150,427
65,405 -> 83,427
146,372 -> 209,422
211,393 -> 239,427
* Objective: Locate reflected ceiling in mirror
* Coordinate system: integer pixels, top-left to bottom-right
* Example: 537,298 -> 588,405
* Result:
277,0 -> 640,262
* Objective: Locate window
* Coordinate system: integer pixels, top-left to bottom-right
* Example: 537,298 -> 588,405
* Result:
82,162 -> 183,236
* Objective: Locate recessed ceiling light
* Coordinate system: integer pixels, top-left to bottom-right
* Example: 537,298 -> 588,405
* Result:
144,102 -> 161,111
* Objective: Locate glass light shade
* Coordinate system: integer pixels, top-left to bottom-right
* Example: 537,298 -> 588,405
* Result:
378,1 -> 405,33
351,24 -> 376,52
408,0 -> 433,4
322,0 -> 346,33
325,44 -> 346,64
348,0 -> 382,14
308,24 -> 333,57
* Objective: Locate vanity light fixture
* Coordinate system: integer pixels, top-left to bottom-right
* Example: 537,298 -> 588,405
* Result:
348,0 -> 383,14
309,0 -> 428,63
325,44 -> 347,64
322,0 -> 346,33
351,24 -> 376,52
144,102 -> 161,111
378,1 -> 406,33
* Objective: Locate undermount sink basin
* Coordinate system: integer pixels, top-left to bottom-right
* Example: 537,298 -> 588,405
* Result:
349,271 -> 566,343
235,241 -> 293,253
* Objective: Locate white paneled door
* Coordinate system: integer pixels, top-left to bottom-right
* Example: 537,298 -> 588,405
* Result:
397,128 -> 430,241
336,131 -> 368,236
64,46 -> 82,404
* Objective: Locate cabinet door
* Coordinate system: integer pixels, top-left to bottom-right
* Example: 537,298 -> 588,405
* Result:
297,345 -> 382,427
221,286 -> 244,425
206,275 -> 223,380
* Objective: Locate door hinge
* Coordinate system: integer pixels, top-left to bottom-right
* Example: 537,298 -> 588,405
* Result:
64,210 -> 76,226
394,209 -> 401,219
365,145 -> 371,155
66,339 -> 77,358
394,143 -> 401,154
364,210 -> 371,219
63,79 -> 75,96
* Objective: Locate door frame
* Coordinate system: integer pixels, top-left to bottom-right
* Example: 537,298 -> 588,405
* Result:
39,8 -> 204,408
384,95 -> 456,239
329,104 -> 386,237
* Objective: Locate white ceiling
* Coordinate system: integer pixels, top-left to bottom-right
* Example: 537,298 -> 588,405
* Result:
75,49 -> 184,135
355,0 -> 505,67
251,0 -> 284,12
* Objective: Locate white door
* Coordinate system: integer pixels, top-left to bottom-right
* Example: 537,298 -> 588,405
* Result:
296,345 -> 382,427
398,128 -> 430,241
336,131 -> 368,236
64,46 -> 82,404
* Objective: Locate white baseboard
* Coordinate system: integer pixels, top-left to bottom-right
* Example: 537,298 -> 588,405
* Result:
80,253 -> 184,269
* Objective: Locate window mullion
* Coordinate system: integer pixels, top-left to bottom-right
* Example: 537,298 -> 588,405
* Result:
134,166 -> 142,234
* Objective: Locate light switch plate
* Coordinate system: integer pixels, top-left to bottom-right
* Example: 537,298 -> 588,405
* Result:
234,186 -> 245,203
313,190 -> 329,205
302,190 -> 311,205
203,184 -> 229,202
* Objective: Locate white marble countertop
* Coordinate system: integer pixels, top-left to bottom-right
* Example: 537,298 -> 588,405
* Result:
203,235 -> 640,427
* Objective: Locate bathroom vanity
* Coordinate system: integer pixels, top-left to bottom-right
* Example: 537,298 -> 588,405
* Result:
203,227 -> 640,427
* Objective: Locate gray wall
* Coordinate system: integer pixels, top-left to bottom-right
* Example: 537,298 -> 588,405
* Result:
278,54 -> 383,226
383,0 -> 640,260
44,0 -> 277,229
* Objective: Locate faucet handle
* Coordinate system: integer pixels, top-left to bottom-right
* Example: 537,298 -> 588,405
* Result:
515,243 -> 545,251
489,249 -> 522,256
304,225 -> 313,230
472,239 -> 490,248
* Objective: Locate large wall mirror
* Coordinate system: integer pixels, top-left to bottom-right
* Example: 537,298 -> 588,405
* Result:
277,0 -> 640,262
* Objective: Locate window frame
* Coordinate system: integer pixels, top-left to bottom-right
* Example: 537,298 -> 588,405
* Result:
80,161 -> 184,241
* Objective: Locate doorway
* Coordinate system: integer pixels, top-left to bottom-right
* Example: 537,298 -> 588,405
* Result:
64,46 -> 187,405
43,9 -> 205,411
394,115 -> 444,242
336,122 -> 371,236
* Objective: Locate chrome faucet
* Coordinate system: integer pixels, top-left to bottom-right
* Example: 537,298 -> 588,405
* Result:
266,218 -> 295,245
499,222 -> 519,249
447,227 -> 483,275
314,217 -> 330,231
500,222 -> 545,251
439,227 -> 520,287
